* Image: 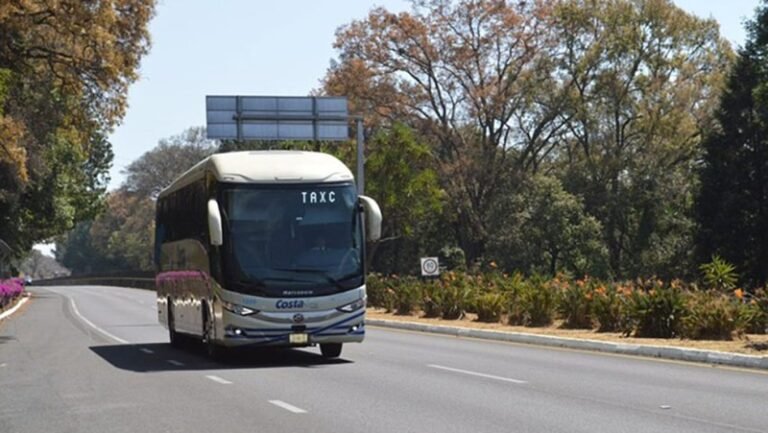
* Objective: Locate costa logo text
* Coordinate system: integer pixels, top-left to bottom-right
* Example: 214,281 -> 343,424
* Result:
276,300 -> 305,309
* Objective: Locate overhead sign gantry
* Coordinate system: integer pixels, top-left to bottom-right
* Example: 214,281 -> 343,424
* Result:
205,95 -> 365,193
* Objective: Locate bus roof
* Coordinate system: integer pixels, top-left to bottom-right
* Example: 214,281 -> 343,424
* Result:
158,150 -> 355,198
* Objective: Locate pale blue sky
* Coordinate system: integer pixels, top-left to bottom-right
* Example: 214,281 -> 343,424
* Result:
104,0 -> 761,188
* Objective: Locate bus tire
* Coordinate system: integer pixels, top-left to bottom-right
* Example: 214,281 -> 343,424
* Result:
202,303 -> 225,361
320,343 -> 342,358
168,301 -> 181,348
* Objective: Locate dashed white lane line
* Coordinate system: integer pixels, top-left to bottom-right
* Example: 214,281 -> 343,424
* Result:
427,364 -> 528,384
140,348 -> 154,354
167,360 -> 185,367
205,375 -> 232,385
268,400 -> 307,414
69,298 -> 129,344
0,363 -> 6,368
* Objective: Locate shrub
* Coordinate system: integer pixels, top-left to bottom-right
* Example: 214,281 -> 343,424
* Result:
625,280 -> 686,338
699,255 -> 738,291
437,272 -> 475,320
421,280 -> 443,318
393,276 -> 421,315
509,274 -> 556,327
366,273 -> 388,308
681,291 -> 742,340
738,289 -> 768,334
591,283 -> 626,332
556,278 -> 593,329
474,292 -> 506,323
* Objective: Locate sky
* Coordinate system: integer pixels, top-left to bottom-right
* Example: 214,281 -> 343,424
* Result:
34,0 -> 764,256
106,0 -> 763,188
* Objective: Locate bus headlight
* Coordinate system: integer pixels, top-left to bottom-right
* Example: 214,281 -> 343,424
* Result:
222,301 -> 258,316
337,298 -> 365,313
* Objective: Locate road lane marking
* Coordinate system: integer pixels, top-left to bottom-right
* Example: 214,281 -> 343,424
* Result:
427,364 -> 527,384
268,400 -> 307,414
0,295 -> 30,320
69,298 -> 129,344
371,325 -> 768,377
140,348 -> 154,354
205,375 -> 232,384
167,360 -> 184,367
0,363 -> 6,368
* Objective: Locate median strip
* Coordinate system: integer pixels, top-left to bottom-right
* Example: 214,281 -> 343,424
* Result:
268,400 -> 307,414
427,364 -> 527,384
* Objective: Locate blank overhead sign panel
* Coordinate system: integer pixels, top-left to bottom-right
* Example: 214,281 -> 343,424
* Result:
206,96 -> 349,141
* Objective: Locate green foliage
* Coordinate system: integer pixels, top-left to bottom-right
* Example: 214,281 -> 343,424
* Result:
556,279 -> 593,329
625,281 -> 686,338
391,276 -> 421,315
508,274 -> 557,327
699,255 -> 739,291
474,292 -> 507,323
123,127 -> 215,198
437,272 -> 475,320
489,175 -> 608,278
366,273 -> 389,308
421,280 -> 444,318
591,284 -> 627,333
439,246 -> 467,272
0,1 -> 155,254
681,291 -> 741,340
739,289 -> 768,334
695,4 -> 768,287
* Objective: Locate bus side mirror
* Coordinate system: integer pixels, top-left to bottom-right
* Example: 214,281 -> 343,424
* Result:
359,195 -> 382,242
208,199 -> 223,246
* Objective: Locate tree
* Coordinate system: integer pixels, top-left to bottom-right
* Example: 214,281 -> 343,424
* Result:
489,175 -> 607,277
58,126 -> 216,273
363,123 -> 445,273
123,126 -> 216,198
696,1 -> 768,287
0,0 -> 155,256
326,0 -> 566,262
551,0 -> 732,278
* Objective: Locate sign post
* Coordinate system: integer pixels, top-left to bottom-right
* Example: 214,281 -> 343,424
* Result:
205,95 -> 365,193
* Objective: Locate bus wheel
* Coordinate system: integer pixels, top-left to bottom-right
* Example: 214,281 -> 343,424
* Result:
320,343 -> 342,359
203,306 -> 224,361
168,302 -> 181,348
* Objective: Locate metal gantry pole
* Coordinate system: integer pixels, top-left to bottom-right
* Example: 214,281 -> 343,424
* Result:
356,117 -> 364,195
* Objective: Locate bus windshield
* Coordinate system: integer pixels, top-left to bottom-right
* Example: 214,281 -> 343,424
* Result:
221,183 -> 363,297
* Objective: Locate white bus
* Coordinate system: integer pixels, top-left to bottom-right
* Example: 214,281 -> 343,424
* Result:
154,150 -> 381,359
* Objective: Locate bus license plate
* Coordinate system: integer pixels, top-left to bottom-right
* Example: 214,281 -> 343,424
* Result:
289,333 -> 308,344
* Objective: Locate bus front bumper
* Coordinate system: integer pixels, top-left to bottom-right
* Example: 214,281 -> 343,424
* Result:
217,310 -> 365,348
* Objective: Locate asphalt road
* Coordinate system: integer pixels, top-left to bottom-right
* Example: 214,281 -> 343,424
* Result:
1,285 -> 767,433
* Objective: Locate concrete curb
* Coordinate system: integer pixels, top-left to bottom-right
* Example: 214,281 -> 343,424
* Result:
367,318 -> 768,370
0,294 -> 30,321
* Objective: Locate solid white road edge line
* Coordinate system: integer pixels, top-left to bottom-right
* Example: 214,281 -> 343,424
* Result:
427,364 -> 528,384
69,298 -> 129,344
0,295 -> 30,321
268,400 -> 308,414
205,375 -> 232,384
167,360 -> 185,367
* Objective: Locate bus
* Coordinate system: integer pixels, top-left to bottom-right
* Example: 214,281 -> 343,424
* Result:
154,150 -> 381,359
